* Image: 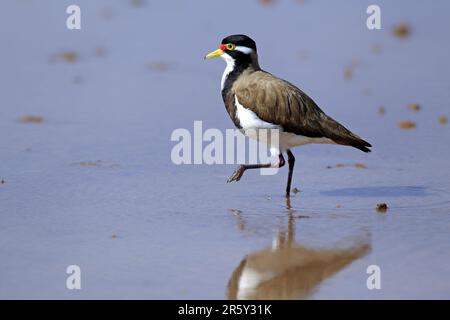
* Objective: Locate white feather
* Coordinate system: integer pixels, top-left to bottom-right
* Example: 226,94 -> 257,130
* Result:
235,46 -> 254,55
235,95 -> 279,130
220,53 -> 235,90
234,95 -> 335,153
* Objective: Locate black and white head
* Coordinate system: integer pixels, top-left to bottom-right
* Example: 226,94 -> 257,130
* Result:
205,34 -> 260,89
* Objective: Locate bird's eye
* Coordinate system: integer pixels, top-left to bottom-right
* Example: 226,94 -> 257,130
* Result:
226,43 -> 236,51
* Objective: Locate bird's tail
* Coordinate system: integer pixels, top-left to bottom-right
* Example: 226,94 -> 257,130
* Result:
346,136 -> 372,153
322,116 -> 372,153
333,131 -> 372,153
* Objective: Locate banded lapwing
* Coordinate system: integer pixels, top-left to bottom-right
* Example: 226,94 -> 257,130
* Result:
205,34 -> 372,197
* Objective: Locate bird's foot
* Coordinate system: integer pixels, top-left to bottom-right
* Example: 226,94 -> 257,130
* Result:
227,165 -> 246,183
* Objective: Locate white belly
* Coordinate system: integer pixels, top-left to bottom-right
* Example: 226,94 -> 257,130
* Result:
279,131 -> 334,150
235,95 -> 334,153
235,95 -> 280,130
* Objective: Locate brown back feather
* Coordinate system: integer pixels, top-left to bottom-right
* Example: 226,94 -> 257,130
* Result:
231,70 -> 372,152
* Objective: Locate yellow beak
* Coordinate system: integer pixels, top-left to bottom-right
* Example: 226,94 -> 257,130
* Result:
204,48 -> 224,59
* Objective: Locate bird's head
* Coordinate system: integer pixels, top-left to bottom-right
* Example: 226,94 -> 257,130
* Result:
205,34 -> 258,67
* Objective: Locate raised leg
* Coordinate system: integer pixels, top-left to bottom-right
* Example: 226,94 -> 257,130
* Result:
227,154 -> 285,183
286,149 -> 295,197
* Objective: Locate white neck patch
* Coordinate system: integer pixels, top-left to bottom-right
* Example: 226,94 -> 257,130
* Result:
220,52 -> 235,91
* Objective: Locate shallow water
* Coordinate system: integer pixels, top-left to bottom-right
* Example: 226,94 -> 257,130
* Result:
1,0 -> 449,299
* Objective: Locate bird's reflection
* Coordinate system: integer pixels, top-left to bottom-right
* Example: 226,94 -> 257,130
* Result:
227,199 -> 370,300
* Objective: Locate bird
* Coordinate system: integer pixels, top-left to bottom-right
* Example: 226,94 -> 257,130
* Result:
205,34 -> 372,197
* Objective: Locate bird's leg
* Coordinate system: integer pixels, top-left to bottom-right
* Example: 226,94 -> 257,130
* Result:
227,154 -> 285,183
286,149 -> 296,197
227,164 -> 270,183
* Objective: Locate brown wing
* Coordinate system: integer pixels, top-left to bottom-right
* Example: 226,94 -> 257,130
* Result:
233,71 -> 372,152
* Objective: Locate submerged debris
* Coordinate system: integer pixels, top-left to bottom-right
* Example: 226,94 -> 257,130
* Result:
73,160 -> 119,168
399,120 -> 416,129
258,0 -> 276,5
327,163 -> 367,169
344,66 -> 353,80
48,51 -> 79,63
343,60 -> 361,81
438,115 -> 448,125
130,0 -> 146,7
18,115 -> 44,124
95,47 -> 107,57
146,62 -> 171,72
376,203 -> 388,213
1,180 -> 5,185
62,51 -> 78,62
292,187 -> 301,194
297,50 -> 310,60
393,23 -> 411,38
77,161 -> 102,167
378,106 -> 386,115
407,103 -> 421,112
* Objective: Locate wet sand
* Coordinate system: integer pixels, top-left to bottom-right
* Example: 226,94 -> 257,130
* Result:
0,0 -> 449,299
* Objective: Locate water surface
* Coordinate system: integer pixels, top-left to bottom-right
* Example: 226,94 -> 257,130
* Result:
0,0 -> 449,299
